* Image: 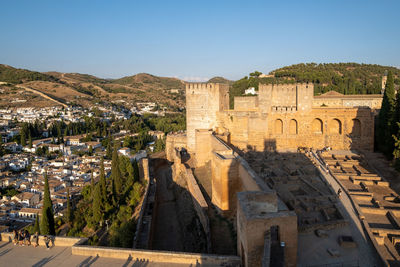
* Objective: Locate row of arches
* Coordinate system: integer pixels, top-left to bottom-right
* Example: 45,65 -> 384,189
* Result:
273,118 -> 361,136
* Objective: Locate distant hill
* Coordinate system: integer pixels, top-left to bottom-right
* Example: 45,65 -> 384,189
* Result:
3,62 -> 398,110
0,65 -> 186,110
113,73 -> 184,90
207,76 -> 232,84
0,64 -> 59,84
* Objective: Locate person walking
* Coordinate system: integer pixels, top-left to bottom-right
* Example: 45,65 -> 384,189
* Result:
44,235 -> 51,250
337,188 -> 342,198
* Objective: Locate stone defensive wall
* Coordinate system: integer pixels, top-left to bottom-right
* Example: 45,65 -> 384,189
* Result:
0,232 -> 240,266
313,93 -> 382,110
216,106 -> 374,151
168,145 -> 212,252
1,232 -> 85,247
133,158 -> 153,249
185,81 -> 376,152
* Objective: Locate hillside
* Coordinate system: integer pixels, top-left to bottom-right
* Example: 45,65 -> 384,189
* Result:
0,64 -> 59,84
207,76 -> 232,84
0,66 -> 186,110
113,73 -> 184,89
229,63 -> 400,108
271,63 -> 400,95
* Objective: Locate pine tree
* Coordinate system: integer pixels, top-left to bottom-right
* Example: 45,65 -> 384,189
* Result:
33,213 -> 40,234
111,143 -> 122,199
66,188 -> 73,225
378,71 -> 396,156
40,172 -> 55,235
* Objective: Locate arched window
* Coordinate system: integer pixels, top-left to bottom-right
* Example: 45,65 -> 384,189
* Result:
289,119 -> 298,135
274,119 -> 283,134
329,119 -> 342,134
312,118 -> 323,134
351,119 -> 361,137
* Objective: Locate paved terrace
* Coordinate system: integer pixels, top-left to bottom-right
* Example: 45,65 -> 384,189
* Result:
0,233 -> 239,267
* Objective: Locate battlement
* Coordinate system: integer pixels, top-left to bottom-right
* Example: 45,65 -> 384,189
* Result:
186,82 -> 229,92
258,83 -> 314,113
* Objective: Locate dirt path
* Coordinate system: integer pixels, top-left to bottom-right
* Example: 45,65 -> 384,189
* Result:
16,85 -> 67,107
151,164 -> 183,251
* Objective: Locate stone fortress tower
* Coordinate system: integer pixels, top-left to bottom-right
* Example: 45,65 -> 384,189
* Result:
189,81 -> 378,152
186,83 -> 229,152
167,81 -> 382,266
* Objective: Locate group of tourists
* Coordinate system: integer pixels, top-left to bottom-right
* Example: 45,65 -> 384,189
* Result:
12,230 -> 53,249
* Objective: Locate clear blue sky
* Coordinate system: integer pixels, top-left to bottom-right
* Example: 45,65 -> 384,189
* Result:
0,0 -> 399,81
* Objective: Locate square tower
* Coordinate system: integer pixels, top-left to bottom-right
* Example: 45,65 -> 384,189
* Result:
186,83 -> 229,152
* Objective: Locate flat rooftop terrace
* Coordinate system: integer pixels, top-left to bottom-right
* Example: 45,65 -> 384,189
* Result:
0,241 -> 196,267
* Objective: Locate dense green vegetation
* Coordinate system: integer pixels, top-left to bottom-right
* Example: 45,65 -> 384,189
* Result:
0,186 -> 21,197
0,64 -> 59,84
68,148 -> 144,247
376,71 -> 400,170
273,63 -> 400,95
229,63 -> 400,108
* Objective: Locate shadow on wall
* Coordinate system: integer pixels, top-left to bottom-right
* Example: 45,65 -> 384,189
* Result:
149,158 -> 208,254
225,137 -> 371,266
347,108 -> 367,153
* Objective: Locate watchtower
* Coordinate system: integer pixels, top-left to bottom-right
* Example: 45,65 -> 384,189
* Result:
186,83 -> 229,152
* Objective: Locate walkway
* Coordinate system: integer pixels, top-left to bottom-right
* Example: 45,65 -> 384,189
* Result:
151,164 -> 183,251
0,241 -> 183,267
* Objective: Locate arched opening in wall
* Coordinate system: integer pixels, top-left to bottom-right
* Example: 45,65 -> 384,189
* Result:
329,119 -> 342,134
289,119 -> 298,135
312,118 -> 323,134
274,119 -> 283,134
351,119 -> 361,137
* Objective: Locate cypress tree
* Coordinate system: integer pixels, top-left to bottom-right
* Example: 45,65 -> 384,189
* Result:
40,172 -> 55,235
392,89 -> 400,140
111,143 -> 122,198
91,170 -> 95,197
66,188 -> 73,225
20,130 -> 26,147
133,159 -> 140,183
99,158 -> 107,202
28,132 -> 33,149
106,138 -> 112,160
33,213 -> 40,234
92,184 -> 102,227
378,71 -> 396,156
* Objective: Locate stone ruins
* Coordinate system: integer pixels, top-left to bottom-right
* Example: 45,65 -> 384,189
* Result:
167,82 -> 387,266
